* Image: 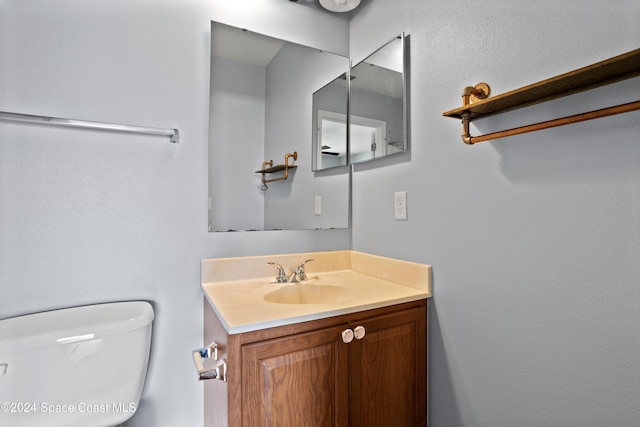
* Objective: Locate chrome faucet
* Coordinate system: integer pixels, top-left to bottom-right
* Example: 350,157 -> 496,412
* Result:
289,259 -> 314,283
267,259 -> 314,283
267,262 -> 288,283
267,259 -> 315,283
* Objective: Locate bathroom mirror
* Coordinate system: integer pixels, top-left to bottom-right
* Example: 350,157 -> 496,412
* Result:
349,34 -> 409,164
312,74 -> 349,171
208,22 -> 350,232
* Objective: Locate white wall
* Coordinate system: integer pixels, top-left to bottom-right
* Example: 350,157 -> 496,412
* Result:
349,1 -> 640,426
0,1 -> 349,426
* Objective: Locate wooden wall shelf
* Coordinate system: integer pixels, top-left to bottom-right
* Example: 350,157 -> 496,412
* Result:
443,48 -> 640,144
255,164 -> 297,174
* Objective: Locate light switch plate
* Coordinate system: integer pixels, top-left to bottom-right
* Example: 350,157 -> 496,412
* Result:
315,196 -> 322,215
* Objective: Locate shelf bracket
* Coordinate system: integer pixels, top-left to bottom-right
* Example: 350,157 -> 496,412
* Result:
462,82 -> 491,106
460,83 -> 490,145
256,151 -> 298,191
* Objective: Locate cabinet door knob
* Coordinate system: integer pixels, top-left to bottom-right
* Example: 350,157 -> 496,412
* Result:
341,328 -> 354,343
354,325 -> 366,340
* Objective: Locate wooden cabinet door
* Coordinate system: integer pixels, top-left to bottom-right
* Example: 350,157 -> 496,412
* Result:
348,306 -> 427,427
242,325 -> 349,427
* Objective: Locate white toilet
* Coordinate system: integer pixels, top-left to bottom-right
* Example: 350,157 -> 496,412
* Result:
0,301 -> 154,427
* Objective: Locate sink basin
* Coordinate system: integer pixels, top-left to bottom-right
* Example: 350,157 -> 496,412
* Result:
263,283 -> 352,304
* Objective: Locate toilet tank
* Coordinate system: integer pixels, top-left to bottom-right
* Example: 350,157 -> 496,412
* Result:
0,301 -> 154,427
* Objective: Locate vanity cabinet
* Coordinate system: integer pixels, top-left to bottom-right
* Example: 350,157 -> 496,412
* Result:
242,324 -> 348,426
204,299 -> 427,427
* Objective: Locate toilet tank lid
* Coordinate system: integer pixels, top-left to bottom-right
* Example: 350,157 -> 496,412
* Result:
0,301 -> 154,356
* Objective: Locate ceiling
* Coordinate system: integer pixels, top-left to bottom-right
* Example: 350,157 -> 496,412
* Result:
211,22 -> 403,100
211,0 -> 370,66
211,23 -> 286,67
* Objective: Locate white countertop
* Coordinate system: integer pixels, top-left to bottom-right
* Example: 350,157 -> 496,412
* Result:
201,251 -> 432,334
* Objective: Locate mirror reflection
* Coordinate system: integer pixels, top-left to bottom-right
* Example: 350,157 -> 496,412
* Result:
312,74 -> 349,171
208,22 -> 350,232
349,34 -> 408,164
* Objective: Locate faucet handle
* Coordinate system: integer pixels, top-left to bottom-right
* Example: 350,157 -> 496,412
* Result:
295,259 -> 315,281
267,262 -> 288,283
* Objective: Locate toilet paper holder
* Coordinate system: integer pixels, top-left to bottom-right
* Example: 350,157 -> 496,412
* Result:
192,341 -> 227,382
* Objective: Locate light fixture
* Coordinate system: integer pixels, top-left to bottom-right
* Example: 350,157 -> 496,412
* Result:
319,0 -> 361,13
